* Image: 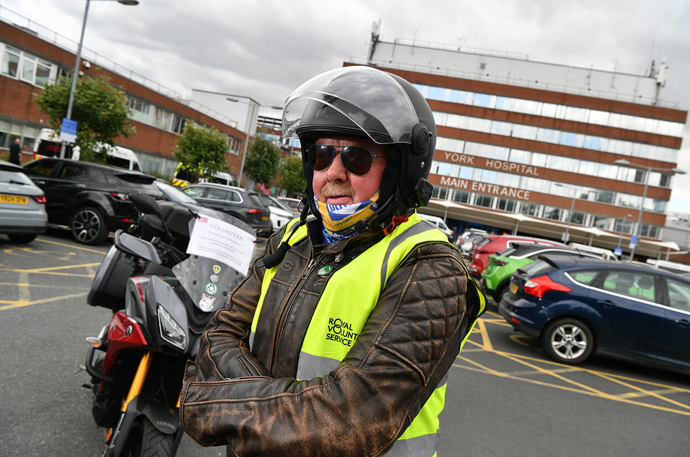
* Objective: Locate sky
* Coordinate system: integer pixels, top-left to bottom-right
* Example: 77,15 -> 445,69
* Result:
3,0 -> 689,212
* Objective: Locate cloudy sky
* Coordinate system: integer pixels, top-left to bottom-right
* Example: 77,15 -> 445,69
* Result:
4,0 -> 689,211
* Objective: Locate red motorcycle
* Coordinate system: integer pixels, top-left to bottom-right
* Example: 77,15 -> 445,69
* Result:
83,193 -> 253,456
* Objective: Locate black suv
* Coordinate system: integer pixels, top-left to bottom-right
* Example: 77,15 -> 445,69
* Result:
182,183 -> 272,237
23,158 -> 162,244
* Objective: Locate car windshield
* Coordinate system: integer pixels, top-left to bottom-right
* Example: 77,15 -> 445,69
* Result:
154,180 -> 197,204
517,258 -> 555,277
268,196 -> 292,211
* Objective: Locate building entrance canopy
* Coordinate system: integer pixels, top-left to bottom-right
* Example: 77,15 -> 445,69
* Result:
425,199 -> 680,259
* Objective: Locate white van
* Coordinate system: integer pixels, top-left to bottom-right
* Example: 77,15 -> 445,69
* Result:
418,213 -> 454,241
32,128 -> 141,171
202,171 -> 234,186
567,242 -> 617,261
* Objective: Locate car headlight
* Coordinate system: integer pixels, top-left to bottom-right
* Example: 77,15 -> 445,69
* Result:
157,305 -> 186,350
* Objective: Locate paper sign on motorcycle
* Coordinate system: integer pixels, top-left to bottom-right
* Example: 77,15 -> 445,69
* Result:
186,216 -> 256,276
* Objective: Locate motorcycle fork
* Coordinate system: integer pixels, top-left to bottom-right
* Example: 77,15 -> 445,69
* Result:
105,350 -> 153,443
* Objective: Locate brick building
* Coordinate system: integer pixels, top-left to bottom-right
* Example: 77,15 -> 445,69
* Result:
0,9 -> 245,179
350,33 -> 688,258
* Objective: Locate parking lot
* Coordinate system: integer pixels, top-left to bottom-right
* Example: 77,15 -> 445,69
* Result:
1,231 -> 688,457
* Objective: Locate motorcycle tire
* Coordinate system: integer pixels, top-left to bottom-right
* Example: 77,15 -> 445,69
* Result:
119,417 -> 175,457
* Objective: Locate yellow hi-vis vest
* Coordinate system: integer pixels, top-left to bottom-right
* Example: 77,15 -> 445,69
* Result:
251,213 -> 486,457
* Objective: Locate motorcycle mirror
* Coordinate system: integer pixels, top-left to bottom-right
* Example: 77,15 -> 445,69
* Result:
130,192 -> 162,217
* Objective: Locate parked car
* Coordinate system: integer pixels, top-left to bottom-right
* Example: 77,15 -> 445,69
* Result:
23,158 -> 162,244
456,228 -> 489,257
566,242 -> 617,261
418,213 -> 454,241
278,196 -> 302,214
253,193 -> 295,232
468,234 -> 565,278
0,160 -> 47,243
481,243 -> 603,301
499,255 -> 690,371
181,183 -> 272,237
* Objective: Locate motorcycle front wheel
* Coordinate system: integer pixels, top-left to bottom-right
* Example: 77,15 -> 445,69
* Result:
119,417 -> 175,457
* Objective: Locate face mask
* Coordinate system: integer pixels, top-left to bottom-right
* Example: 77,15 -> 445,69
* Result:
314,193 -> 380,236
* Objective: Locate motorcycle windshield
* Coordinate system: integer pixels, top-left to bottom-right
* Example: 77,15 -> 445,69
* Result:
172,211 -> 256,313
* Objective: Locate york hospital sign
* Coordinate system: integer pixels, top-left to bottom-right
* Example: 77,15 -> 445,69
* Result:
437,152 -> 536,200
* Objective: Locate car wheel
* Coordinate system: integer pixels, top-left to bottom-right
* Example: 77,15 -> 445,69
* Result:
542,318 -> 594,365
71,206 -> 108,245
8,233 -> 37,244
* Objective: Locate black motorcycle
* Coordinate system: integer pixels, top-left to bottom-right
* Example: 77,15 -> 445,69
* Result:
83,193 -> 254,456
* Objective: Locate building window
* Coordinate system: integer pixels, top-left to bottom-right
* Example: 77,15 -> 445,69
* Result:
520,202 -> 539,216
453,190 -> 470,203
593,215 -> 613,230
543,206 -> 562,221
569,212 -> 585,225
640,224 -> 659,239
1,45 -> 20,77
475,194 -> 493,208
614,218 -> 634,234
432,186 -> 449,200
497,198 -> 516,212
172,114 -> 187,134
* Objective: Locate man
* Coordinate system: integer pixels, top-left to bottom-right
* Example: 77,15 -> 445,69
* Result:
180,66 -> 485,457
9,137 -> 21,165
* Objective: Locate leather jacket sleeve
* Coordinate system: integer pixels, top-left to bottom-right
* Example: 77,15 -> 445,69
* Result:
180,243 -> 472,457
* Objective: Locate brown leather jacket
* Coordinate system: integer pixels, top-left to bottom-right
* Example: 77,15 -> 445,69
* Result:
180,219 -> 480,457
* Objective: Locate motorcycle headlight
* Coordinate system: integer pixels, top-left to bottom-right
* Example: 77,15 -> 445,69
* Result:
157,305 -> 186,350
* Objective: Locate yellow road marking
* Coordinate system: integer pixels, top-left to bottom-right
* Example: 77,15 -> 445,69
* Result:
34,238 -> 108,254
0,291 -> 88,311
452,359 -> 690,416
508,334 -> 532,346
590,369 -> 690,411
498,350 -> 614,398
475,318 -> 493,351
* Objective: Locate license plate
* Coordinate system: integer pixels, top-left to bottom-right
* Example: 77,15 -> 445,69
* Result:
0,194 -> 28,204
262,216 -> 269,220
510,282 -> 519,294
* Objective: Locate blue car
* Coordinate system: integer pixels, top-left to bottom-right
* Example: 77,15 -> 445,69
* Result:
499,255 -> 690,371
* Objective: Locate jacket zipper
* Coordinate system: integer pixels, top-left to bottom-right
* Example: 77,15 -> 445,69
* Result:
269,255 -> 321,371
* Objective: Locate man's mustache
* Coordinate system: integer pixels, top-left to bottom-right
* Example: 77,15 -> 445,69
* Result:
321,183 -> 353,199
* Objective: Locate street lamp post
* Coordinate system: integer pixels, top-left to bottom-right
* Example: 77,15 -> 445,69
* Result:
60,0 -> 139,158
226,96 -> 262,187
614,159 -> 685,259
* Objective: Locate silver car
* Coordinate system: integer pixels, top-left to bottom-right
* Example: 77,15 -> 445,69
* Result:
0,160 -> 47,243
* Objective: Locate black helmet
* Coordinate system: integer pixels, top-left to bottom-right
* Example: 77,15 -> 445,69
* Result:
282,66 -> 436,228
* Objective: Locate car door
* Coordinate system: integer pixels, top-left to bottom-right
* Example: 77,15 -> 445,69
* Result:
592,270 -> 668,360
23,159 -> 65,223
661,277 -> 690,365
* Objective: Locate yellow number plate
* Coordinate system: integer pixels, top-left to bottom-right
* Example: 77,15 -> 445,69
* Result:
510,282 -> 519,294
0,194 -> 28,204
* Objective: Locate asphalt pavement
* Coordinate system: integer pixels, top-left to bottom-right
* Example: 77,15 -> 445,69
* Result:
1,230 -> 688,457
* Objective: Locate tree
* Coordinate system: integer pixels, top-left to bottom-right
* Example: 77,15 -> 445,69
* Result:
244,137 -> 280,186
173,122 -> 229,177
35,72 -> 134,163
279,155 -> 306,196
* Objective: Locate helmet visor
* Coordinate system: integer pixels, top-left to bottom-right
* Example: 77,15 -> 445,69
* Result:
282,66 -> 420,145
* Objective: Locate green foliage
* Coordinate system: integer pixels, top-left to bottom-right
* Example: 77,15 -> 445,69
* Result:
244,137 -> 280,186
35,72 -> 133,163
279,155 -> 306,196
173,122 -> 229,177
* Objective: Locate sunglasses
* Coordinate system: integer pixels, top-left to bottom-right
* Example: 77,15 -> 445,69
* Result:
309,144 -> 382,175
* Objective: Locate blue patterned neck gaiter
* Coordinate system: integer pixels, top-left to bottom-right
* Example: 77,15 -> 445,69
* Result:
314,193 -> 380,243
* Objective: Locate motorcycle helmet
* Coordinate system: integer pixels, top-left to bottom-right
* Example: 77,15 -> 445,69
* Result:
281,65 -> 436,230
